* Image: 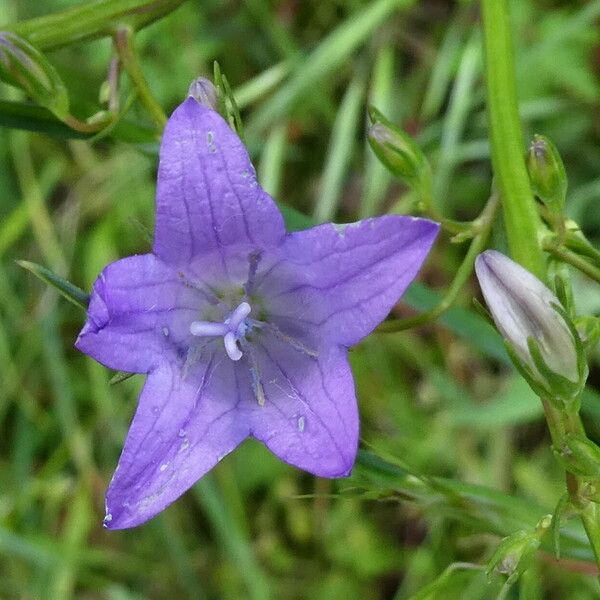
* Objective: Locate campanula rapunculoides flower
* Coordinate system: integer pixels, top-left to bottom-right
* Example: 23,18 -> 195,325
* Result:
76,97 -> 439,529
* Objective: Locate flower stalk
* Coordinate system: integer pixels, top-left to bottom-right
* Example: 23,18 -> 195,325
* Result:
480,0 -> 545,280
378,190 -> 498,333
113,26 -> 166,129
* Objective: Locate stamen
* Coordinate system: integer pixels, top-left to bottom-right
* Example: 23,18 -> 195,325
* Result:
244,342 -> 266,406
190,321 -> 229,337
224,331 -> 242,361
267,323 -> 319,358
244,251 -> 262,296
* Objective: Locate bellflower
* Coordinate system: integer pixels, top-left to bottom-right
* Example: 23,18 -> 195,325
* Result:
76,97 -> 439,529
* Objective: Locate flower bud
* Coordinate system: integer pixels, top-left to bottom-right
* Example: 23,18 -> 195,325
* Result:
527,134 -> 567,213
475,250 -> 585,402
188,77 -> 218,111
486,515 -> 551,579
367,106 -> 430,186
0,31 -> 69,119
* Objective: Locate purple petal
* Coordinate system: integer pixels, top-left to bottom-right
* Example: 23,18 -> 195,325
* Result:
263,216 -> 439,347
153,98 -> 285,265
249,340 -> 358,477
75,254 -> 202,373
104,356 -> 250,529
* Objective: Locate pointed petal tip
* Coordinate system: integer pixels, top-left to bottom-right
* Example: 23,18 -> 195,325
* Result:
102,498 -> 155,531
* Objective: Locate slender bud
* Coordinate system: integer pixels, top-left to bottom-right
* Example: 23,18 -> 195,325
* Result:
367,106 -> 430,187
486,515 -> 551,579
475,250 -> 586,403
0,31 -> 69,119
188,77 -> 218,111
527,134 -> 567,213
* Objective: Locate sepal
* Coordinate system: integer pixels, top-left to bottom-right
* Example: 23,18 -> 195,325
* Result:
554,433 -> 600,478
212,62 -> 244,138
550,493 -> 570,559
17,260 -> 89,310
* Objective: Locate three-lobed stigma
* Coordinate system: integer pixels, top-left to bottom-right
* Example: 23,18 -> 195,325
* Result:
190,301 -> 252,361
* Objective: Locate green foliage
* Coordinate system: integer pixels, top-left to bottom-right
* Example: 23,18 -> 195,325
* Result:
0,0 -> 599,598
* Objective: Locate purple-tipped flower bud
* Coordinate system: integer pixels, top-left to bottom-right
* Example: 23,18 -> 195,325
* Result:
367,106 -> 429,186
188,77 -> 218,111
527,134 -> 567,213
0,31 -> 69,119
475,251 -> 585,402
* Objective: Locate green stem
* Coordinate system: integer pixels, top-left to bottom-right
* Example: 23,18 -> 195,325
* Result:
418,178 -> 471,236
542,398 -> 600,570
543,241 -> 600,285
114,27 -> 166,129
378,192 -> 498,332
481,0 -> 545,279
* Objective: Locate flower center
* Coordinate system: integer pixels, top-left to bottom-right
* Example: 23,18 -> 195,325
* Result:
190,301 -> 252,361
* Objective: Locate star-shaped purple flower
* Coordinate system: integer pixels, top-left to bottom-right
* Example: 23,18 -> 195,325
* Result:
76,97 -> 439,529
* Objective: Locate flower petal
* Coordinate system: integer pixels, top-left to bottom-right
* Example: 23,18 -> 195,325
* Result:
104,356 -> 250,529
249,339 -> 358,477
263,215 -> 439,346
75,253 -> 202,373
153,98 -> 285,265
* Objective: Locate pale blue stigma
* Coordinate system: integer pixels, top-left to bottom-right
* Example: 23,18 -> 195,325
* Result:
190,301 -> 252,361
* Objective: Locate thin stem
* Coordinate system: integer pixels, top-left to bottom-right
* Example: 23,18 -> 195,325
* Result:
114,26 -> 166,129
543,242 -> 600,284
418,177 -> 471,236
378,192 -> 498,333
542,397 -> 600,570
107,54 -> 121,113
63,114 -> 113,133
480,0 -> 546,279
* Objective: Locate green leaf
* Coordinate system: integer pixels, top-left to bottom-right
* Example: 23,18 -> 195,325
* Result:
17,260 -> 89,310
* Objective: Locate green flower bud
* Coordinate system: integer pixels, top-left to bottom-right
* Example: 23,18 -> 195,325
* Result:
475,251 -> 587,404
0,31 -> 69,119
367,106 -> 430,187
188,77 -> 218,111
486,515 -> 551,579
527,134 -> 567,213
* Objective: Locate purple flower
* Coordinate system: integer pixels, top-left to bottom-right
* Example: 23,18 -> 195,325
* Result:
76,97 -> 439,529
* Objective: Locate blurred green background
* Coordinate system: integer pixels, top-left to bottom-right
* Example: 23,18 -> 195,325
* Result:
1,0 -> 600,598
